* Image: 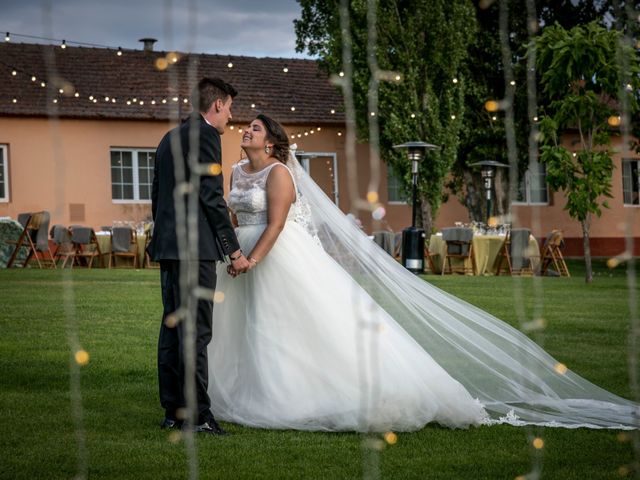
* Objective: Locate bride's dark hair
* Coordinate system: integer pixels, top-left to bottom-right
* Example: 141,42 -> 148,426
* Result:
256,114 -> 290,164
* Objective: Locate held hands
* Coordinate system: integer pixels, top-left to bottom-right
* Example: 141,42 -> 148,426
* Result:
227,251 -> 251,278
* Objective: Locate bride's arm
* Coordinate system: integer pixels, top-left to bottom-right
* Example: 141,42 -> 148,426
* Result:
228,170 -> 238,228
246,166 -> 295,267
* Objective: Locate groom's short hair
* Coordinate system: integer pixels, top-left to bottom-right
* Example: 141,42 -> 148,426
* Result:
193,77 -> 238,113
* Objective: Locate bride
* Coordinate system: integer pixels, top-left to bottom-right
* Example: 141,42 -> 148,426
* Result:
207,114 -> 637,432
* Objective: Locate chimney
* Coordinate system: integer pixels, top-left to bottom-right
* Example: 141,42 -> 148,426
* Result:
139,38 -> 158,52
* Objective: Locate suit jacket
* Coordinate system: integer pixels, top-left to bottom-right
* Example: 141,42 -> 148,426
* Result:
148,114 -> 240,261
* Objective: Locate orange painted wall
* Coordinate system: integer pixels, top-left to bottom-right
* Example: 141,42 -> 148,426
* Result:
1,117 -> 637,257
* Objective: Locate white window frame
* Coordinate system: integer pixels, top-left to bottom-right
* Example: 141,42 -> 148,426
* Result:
387,164 -> 408,205
0,144 -> 8,203
297,152 -> 340,206
513,162 -> 549,206
110,148 -> 154,204
622,157 -> 640,207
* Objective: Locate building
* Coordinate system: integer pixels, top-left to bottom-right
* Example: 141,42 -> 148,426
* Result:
0,42 -> 638,257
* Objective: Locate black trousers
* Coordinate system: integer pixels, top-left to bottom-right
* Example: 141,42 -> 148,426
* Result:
158,260 -> 216,424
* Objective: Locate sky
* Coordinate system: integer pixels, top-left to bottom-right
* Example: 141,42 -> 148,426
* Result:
1,0 -> 311,58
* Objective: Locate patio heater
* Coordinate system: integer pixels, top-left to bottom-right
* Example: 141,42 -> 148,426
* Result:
393,141 -> 439,274
469,160 -> 508,224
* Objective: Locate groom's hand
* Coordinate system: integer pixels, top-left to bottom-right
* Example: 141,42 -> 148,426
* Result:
231,255 -> 250,275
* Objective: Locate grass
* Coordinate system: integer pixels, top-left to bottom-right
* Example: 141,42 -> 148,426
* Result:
0,259 -> 637,479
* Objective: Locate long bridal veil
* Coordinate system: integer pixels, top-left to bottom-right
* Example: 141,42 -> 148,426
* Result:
288,146 -> 637,429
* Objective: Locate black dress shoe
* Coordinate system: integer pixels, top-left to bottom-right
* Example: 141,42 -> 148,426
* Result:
192,419 -> 229,436
160,417 -> 182,430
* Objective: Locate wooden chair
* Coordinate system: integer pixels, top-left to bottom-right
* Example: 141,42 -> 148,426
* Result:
496,228 -> 534,276
71,226 -> 104,268
109,226 -> 139,268
540,229 -> 570,277
441,227 -> 477,275
423,242 -> 437,274
50,225 -> 75,268
6,211 -> 56,268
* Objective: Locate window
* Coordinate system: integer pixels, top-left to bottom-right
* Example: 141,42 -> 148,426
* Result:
622,158 -> 640,206
110,149 -> 155,203
515,162 -> 548,204
0,144 -> 8,202
387,165 -> 407,204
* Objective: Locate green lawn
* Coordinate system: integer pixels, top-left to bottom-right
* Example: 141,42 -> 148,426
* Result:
0,260 -> 637,479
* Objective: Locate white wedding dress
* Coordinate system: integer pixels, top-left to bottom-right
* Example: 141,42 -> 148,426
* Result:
208,150 -> 638,432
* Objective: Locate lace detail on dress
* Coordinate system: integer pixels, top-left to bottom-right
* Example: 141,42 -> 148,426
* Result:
229,160 -> 321,245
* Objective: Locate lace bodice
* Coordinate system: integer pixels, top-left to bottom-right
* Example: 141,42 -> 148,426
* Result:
228,160 -> 299,226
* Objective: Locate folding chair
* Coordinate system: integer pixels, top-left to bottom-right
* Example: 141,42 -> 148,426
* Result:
50,225 -> 75,268
6,211 -> 56,268
109,226 -> 139,268
540,230 -> 570,277
71,226 -> 104,268
423,242 -> 437,274
441,227 -> 476,275
496,228 -> 534,276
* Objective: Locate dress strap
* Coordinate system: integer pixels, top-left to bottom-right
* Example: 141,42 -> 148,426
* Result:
266,162 -> 297,202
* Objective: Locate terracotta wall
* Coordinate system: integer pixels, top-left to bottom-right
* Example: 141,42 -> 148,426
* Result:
1,117 -> 637,256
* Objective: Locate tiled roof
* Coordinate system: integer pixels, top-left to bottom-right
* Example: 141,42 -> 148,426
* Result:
0,42 -> 345,125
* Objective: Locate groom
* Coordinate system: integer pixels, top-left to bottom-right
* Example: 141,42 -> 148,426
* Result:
148,77 -> 250,435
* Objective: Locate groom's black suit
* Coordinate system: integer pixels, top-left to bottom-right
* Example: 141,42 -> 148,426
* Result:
148,114 -> 239,425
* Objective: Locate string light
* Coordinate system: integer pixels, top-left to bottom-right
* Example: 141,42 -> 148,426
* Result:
31,76 -> 36,82
410,113 -> 416,118
11,70 -> 17,76
283,65 -> 289,73
139,100 -> 144,105
291,106 -> 296,111
89,95 -> 94,101
5,32 -> 10,42
370,112 -> 376,116
183,98 -> 188,103
172,97 -> 178,102
59,88 -> 64,94
117,47 -> 122,56
394,74 -> 401,81
12,98 -> 17,103
52,98 -> 58,103
132,97 -> 138,103
339,71 -> 344,77
227,59 -> 233,68
330,109 -> 335,114
491,115 -> 497,121
509,80 -> 516,86
452,78 -> 458,83
74,92 -> 79,98
451,114 -> 456,120
162,99 -> 167,104
337,132 -> 342,136
61,39 -> 66,49
40,81 -> 46,87
251,103 -> 255,108
316,127 -> 321,131
151,100 -> 156,105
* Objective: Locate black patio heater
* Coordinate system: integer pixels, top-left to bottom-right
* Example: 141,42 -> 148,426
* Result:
393,141 -> 439,274
469,160 -> 508,224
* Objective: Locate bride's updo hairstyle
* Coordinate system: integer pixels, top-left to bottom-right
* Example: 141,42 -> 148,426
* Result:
257,114 -> 290,164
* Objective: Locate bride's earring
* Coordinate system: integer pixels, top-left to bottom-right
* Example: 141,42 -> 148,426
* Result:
265,145 -> 272,155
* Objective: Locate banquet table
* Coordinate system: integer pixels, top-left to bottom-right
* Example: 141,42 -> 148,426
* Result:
95,231 -> 147,267
428,233 -> 540,275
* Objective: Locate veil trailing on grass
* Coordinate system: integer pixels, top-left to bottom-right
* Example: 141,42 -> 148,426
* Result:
288,145 -> 638,430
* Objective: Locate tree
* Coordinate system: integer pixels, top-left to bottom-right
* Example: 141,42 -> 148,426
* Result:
452,0 -> 613,223
536,22 -> 639,282
295,0 -> 476,235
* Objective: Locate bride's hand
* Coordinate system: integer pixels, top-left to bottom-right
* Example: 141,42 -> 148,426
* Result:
226,265 -> 239,277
